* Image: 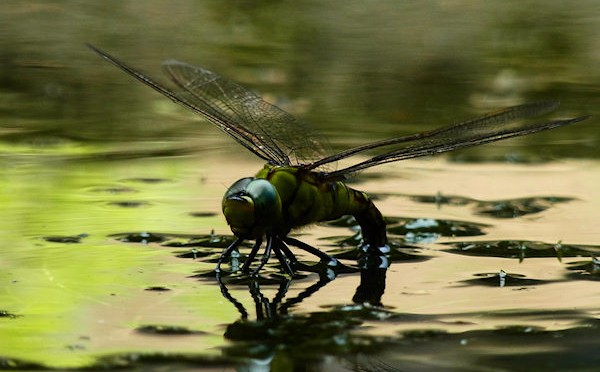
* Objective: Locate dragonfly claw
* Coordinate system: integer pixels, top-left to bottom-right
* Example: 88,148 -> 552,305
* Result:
326,257 -> 338,267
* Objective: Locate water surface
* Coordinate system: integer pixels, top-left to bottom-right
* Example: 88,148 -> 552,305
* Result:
1,1 -> 599,370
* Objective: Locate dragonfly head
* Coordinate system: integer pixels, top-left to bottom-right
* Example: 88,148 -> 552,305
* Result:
222,177 -> 282,238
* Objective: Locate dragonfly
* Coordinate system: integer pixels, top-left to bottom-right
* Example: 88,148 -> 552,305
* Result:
88,44 -> 590,276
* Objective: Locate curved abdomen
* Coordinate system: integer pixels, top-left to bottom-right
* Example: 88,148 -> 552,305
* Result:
258,166 -> 387,248
326,183 -> 388,248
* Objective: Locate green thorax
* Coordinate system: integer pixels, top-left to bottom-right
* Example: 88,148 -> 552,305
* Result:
254,164 -> 370,230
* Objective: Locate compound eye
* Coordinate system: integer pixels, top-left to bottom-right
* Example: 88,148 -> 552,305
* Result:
222,177 -> 282,238
224,177 -> 254,198
246,179 -> 278,213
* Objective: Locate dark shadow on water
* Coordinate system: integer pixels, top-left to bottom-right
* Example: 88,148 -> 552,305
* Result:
42,233 -> 89,244
405,193 -> 574,218
459,271 -> 547,287
88,186 -> 138,194
0,357 -> 49,370
144,286 -> 171,292
0,310 -> 20,319
111,231 -> 172,244
443,240 -> 599,262
135,325 -> 207,336
6,319 -> 596,371
473,196 -> 574,218
106,200 -> 151,208
26,308 -> 593,371
565,257 -> 600,281
122,177 -> 172,184
343,318 -> 600,372
188,211 -> 218,218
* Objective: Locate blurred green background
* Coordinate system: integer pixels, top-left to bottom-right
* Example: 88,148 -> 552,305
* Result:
1,1 -> 598,157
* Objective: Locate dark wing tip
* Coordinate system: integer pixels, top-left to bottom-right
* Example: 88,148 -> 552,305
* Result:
571,114 -> 593,123
86,43 -> 111,60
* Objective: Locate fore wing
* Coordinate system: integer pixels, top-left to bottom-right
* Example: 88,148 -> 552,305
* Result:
88,44 -> 327,165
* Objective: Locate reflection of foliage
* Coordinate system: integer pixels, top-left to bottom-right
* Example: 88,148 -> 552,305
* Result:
0,357 -> 48,370
135,324 -> 207,335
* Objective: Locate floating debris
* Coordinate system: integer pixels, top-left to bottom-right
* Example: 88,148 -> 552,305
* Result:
136,325 -> 206,335
43,233 -> 89,244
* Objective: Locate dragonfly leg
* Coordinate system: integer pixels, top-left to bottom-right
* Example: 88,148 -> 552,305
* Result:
216,237 -> 244,274
283,237 -> 338,267
278,239 -> 298,264
241,237 -> 263,273
251,235 -> 273,276
272,238 -> 294,275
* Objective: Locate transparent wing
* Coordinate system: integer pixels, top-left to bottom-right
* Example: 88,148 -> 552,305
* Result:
317,101 -> 589,180
162,61 -> 328,166
88,45 -> 589,177
88,44 -> 327,165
